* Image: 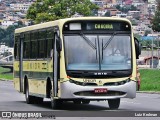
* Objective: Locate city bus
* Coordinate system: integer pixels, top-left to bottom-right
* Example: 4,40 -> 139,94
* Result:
14,17 -> 141,109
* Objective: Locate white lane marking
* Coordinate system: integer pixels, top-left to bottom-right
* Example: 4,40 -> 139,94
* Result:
121,100 -> 141,105
137,95 -> 160,99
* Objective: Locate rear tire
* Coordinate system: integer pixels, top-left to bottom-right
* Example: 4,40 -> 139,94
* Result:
25,84 -> 35,104
108,99 -> 120,109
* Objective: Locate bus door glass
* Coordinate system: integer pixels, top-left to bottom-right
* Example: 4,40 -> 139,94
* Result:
19,33 -> 24,92
53,30 -> 61,97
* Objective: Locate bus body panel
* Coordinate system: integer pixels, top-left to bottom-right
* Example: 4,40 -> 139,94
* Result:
14,78 -> 20,92
28,79 -> 46,96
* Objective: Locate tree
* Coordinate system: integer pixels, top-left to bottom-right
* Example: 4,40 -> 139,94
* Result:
0,28 -> 6,40
130,5 -> 137,11
5,25 -> 16,46
26,0 -> 98,24
115,5 -> 137,13
152,0 -> 160,32
104,11 -> 110,17
144,30 -> 151,36
0,21 -> 25,47
115,5 -> 121,11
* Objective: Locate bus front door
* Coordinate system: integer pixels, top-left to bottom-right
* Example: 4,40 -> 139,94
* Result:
53,33 -> 61,97
19,34 -> 24,92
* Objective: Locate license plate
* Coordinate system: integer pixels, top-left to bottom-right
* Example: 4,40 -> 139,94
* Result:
94,88 -> 108,93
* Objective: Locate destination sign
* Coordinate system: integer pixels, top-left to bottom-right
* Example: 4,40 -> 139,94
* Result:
86,22 -> 130,31
94,24 -> 113,29
63,20 -> 131,32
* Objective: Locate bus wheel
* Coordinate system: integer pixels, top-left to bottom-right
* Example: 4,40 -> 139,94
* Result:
35,97 -> 43,104
82,100 -> 90,104
108,99 -> 120,109
51,98 -> 62,109
73,100 -> 81,104
25,84 -> 35,104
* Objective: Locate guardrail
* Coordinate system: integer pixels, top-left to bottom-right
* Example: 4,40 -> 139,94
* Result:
0,55 -> 13,72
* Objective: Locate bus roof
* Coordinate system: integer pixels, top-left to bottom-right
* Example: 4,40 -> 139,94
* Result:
15,17 -> 131,34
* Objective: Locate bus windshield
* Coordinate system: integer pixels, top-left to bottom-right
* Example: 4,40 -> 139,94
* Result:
64,34 -> 131,71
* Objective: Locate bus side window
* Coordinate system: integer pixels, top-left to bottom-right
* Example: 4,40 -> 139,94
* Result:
30,32 -> 38,59
47,28 -> 54,58
23,33 -> 30,59
14,35 -> 20,60
38,30 -> 47,59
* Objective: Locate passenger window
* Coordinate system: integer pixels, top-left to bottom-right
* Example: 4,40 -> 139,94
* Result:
47,28 -> 54,58
23,33 -> 30,59
38,30 -> 47,58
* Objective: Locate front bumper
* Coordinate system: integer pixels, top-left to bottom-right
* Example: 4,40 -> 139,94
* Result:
60,80 -> 136,100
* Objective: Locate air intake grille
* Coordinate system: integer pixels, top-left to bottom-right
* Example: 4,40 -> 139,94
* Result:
74,90 -> 126,96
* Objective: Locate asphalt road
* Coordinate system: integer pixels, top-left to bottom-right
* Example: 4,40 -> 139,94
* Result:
0,80 -> 160,119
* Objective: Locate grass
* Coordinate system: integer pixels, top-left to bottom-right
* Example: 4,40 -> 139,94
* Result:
0,67 -> 13,80
139,69 -> 160,91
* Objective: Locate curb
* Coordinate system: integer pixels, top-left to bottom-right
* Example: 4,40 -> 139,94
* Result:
0,79 -> 13,82
137,91 -> 160,94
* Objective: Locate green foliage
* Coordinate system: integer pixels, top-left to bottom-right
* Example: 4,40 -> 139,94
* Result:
130,5 -> 137,11
27,0 -> 98,24
144,30 -> 151,36
0,28 -> 6,40
0,21 -> 25,47
131,19 -> 138,25
152,11 -> 160,32
104,11 -> 111,17
134,33 -> 141,41
35,13 -> 54,23
152,0 -> 160,32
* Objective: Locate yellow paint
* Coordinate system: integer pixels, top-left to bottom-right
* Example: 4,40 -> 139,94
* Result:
28,79 -> 46,95
14,60 -> 53,72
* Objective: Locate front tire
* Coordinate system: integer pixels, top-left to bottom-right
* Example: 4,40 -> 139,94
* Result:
73,100 -> 81,104
51,98 -> 62,109
108,99 -> 120,109
50,90 -> 62,109
35,97 -> 43,104
82,100 -> 90,104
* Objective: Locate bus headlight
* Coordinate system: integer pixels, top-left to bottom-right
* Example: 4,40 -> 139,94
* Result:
104,78 -> 131,86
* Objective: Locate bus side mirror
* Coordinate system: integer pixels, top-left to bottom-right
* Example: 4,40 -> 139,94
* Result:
134,37 -> 141,59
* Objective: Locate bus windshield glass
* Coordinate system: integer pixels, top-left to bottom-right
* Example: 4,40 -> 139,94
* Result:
64,34 -> 131,71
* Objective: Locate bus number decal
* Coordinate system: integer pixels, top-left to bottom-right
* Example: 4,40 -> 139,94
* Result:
83,79 -> 96,83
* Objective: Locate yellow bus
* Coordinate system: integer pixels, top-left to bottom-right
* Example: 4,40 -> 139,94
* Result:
14,17 -> 141,109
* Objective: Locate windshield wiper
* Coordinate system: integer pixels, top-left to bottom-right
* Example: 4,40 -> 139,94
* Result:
103,32 -> 116,50
80,32 -> 96,50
